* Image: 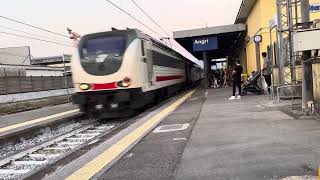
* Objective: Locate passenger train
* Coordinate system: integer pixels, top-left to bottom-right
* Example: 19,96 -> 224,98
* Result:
71,28 -> 203,118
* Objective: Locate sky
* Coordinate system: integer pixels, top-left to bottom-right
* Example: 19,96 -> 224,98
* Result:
0,0 -> 242,61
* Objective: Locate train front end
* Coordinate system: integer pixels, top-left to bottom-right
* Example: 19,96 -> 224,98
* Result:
71,29 -> 145,118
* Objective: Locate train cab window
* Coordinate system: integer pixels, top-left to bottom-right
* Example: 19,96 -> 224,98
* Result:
80,36 -> 126,76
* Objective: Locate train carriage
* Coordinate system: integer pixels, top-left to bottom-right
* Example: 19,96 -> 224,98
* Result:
71,28 -> 202,118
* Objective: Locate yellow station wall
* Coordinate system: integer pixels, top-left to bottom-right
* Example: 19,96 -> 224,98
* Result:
243,0 -> 320,102
313,64 -> 320,103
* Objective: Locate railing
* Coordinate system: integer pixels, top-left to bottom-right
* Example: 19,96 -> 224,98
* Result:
0,76 -> 73,95
275,84 -> 302,103
269,84 -> 302,110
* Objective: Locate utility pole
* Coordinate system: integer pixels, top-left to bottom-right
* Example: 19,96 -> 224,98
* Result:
300,0 -> 314,110
255,42 -> 263,88
276,0 -> 285,95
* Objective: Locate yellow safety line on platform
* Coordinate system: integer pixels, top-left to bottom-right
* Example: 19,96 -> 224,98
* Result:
0,109 -> 79,133
66,90 -> 196,180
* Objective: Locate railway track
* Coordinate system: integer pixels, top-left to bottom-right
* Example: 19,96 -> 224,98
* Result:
0,88 -> 194,180
0,119 -> 125,180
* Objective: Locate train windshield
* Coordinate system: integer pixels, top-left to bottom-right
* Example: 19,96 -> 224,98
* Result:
80,36 -> 126,76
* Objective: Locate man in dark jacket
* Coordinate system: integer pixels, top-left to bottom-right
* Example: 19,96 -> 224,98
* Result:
229,61 -> 243,100
261,52 -> 272,93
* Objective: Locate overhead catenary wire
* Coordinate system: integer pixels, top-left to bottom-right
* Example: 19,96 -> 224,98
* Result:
127,0 -> 194,57
104,0 -> 163,38
130,0 -> 171,38
0,31 -> 73,47
0,15 -> 69,38
105,0 -> 198,62
0,25 -> 71,44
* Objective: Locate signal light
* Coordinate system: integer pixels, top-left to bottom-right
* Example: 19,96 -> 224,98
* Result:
117,77 -> 131,87
79,83 -> 91,90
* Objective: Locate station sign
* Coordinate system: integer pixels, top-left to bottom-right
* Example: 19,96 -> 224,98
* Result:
310,3 -> 320,13
192,37 -> 218,52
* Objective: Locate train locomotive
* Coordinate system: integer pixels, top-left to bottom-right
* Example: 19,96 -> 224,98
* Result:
71,28 -> 203,118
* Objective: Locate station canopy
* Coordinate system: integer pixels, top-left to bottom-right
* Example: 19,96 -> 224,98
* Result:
173,24 -> 246,61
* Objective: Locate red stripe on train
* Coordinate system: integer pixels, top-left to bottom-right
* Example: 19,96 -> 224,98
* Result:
156,75 -> 183,82
92,82 -> 117,90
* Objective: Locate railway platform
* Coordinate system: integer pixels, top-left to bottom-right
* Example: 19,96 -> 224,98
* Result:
37,87 -> 320,180
0,103 -> 79,138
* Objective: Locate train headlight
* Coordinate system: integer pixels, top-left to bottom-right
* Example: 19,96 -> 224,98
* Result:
79,83 -> 91,90
117,77 -> 131,88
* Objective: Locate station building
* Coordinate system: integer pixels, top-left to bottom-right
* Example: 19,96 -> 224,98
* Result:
0,47 -> 68,77
236,0 -> 320,80
174,0 -> 320,102
236,0 -> 320,102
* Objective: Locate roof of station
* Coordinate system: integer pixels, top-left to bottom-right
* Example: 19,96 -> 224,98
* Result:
235,0 -> 257,23
173,24 -> 246,39
173,24 -> 246,60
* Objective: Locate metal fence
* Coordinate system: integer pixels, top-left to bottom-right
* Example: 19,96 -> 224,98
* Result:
0,76 -> 73,95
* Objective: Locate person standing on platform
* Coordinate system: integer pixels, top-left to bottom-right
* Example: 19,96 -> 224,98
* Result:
218,69 -> 223,87
213,70 -> 219,88
208,70 -> 214,88
261,52 -> 272,94
223,67 -> 228,87
229,61 -> 243,100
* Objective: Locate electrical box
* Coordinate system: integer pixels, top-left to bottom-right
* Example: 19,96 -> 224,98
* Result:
293,29 -> 320,52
